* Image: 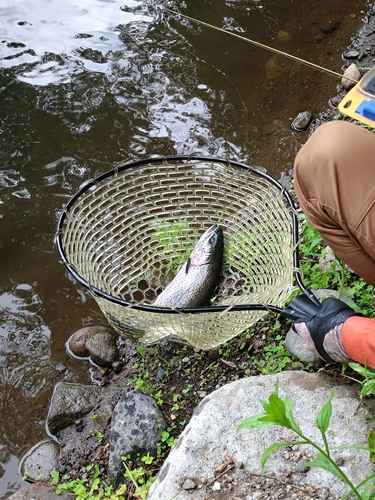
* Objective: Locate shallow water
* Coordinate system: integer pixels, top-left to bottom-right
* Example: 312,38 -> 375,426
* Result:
0,0 -> 365,495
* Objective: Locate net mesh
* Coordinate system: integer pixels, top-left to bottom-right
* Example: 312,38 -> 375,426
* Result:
58,158 -> 295,350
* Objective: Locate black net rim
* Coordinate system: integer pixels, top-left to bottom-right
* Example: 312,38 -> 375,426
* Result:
55,154 -> 307,315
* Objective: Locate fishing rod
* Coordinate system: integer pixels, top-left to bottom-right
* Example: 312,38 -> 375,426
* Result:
163,7 -> 356,83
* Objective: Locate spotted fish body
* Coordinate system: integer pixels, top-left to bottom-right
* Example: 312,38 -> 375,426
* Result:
153,224 -> 224,308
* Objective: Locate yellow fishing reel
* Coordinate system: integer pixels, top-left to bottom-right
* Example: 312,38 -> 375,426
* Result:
339,66 -> 375,128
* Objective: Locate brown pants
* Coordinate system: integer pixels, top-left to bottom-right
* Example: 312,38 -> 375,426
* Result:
294,120 -> 375,287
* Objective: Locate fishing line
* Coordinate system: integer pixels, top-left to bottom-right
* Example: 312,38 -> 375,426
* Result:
163,7 -> 356,83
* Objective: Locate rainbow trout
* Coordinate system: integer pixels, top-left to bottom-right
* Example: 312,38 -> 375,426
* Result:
153,224 -> 223,308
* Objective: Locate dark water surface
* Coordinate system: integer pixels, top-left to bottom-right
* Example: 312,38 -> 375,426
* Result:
0,0 -> 365,495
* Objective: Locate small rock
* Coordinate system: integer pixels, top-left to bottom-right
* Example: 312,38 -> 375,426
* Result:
155,367 -> 166,382
265,55 -> 289,79
212,481 -> 221,491
19,439 -> 61,482
319,488 -> 331,499
277,30 -> 290,42
112,360 -> 122,373
319,16 -> 341,33
208,347 -> 220,361
86,332 -> 118,367
343,50 -> 360,60
68,326 -> 115,359
182,478 -> 196,490
46,382 -> 102,435
295,461 -> 310,473
342,63 -> 361,89
75,418 -> 84,432
291,111 -> 312,131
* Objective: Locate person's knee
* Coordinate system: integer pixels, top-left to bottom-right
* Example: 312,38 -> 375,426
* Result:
294,121 -> 357,197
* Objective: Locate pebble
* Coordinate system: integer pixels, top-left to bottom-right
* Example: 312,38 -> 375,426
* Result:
212,481 -> 221,491
295,461 -> 310,473
342,63 -> 361,89
277,30 -> 291,42
291,111 -> 312,131
112,361 -> 122,374
342,50 -> 360,59
182,478 -> 196,490
320,17 -> 341,33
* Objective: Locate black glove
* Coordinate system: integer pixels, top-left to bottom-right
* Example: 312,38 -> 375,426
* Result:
281,293 -> 359,363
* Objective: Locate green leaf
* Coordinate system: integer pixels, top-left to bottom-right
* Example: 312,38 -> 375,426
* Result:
368,428 -> 375,463
349,362 -> 374,378
265,393 -> 294,429
307,452 -> 348,483
361,379 -> 375,399
284,396 -> 302,434
316,387 -> 336,435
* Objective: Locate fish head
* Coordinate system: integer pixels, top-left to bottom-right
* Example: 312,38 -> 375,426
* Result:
189,224 -> 224,267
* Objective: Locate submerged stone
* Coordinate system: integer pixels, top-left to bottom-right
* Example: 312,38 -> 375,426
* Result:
291,111 -> 312,131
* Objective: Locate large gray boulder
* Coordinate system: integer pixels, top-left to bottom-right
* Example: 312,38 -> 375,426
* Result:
148,371 -> 374,500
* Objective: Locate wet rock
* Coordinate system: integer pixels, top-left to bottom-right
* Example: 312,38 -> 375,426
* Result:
319,16 -> 341,34
277,30 -> 290,42
262,118 -> 285,136
67,326 -> 115,360
343,50 -> 360,60
19,439 -> 61,482
291,111 -> 312,131
112,360 -> 122,373
86,332 -> 118,367
108,390 -> 167,486
7,484 -> 74,500
342,63 -> 361,89
265,55 -> 289,79
47,382 -> 102,435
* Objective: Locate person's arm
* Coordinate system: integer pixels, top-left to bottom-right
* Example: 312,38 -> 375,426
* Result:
341,316 -> 375,368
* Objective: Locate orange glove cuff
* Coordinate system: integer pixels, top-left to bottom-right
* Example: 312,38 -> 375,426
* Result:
342,316 -> 375,367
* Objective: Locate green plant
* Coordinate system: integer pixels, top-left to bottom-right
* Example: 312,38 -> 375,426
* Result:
121,455 -> 155,499
152,218 -> 192,271
237,382 -> 375,500
345,363 -> 375,399
252,334 -> 294,374
51,465 -> 127,499
96,431 -> 104,443
297,216 -> 375,317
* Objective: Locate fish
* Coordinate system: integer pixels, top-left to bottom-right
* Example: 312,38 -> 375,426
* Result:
153,224 -> 224,308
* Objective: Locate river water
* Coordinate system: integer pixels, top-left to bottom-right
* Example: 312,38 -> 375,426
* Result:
0,0 -> 365,496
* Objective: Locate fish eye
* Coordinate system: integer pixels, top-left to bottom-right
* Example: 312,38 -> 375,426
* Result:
208,235 -> 217,245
